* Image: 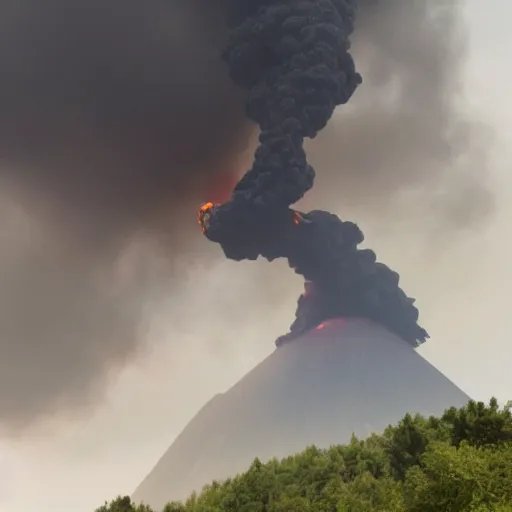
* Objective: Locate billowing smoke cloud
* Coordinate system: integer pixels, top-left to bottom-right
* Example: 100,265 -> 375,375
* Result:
0,0 -> 491,432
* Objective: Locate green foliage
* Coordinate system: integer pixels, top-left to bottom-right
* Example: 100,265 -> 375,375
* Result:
97,399 -> 512,512
95,495 -> 153,512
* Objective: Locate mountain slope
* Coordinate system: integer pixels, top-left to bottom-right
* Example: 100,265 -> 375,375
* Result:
132,318 -> 470,510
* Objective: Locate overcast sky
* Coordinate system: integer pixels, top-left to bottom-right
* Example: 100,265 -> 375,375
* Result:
1,1 -> 511,511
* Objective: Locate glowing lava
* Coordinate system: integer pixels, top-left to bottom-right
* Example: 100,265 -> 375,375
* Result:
197,201 -> 217,234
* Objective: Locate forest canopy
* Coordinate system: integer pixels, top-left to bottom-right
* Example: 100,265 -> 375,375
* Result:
97,398 -> 512,512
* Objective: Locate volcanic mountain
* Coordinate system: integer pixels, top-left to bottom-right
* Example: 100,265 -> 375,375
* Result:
132,318 -> 470,510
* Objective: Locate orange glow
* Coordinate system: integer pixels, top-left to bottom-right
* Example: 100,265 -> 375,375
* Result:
204,171 -> 238,204
197,201 -> 216,234
293,211 -> 302,225
199,201 -> 214,213
315,319 -> 349,331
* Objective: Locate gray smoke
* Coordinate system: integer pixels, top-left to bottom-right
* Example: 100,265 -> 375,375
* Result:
0,0 -> 252,433
0,0 -> 492,433
306,0 -> 493,228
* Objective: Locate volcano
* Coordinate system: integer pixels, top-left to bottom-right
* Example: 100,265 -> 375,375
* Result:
132,319 -> 470,510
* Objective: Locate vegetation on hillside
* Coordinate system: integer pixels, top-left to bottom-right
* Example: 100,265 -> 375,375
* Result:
97,399 -> 512,512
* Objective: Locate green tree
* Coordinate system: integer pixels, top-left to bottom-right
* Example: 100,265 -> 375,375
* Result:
404,441 -> 512,511
336,472 -> 405,512
97,398 -> 512,512
271,495 -> 310,512
162,502 -> 186,512
96,496 -> 153,512
442,398 -> 512,447
383,412 -> 448,480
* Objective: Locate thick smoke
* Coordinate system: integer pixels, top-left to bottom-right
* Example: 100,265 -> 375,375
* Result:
0,0 -> 253,433
0,0 -> 490,431
201,0 -> 428,346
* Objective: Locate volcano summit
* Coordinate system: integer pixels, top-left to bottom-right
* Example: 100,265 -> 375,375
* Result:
132,319 -> 470,510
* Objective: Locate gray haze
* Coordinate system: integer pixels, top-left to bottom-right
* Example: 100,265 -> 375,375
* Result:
307,0 -> 493,229
0,0 -> 249,433
133,319 -> 471,511
0,0 -> 491,432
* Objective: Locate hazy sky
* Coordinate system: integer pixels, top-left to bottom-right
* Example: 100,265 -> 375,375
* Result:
1,1 -> 511,511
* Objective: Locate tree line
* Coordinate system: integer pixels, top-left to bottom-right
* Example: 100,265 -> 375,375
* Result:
97,398 -> 512,511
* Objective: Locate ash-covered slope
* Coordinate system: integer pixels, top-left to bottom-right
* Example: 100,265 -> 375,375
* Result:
132,319 -> 470,510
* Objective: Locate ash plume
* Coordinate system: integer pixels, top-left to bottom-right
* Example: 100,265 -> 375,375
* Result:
200,0 -> 429,346
0,0 -> 489,431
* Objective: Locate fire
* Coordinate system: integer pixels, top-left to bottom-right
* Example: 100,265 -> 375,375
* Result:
316,319 -> 347,331
292,210 -> 312,226
198,201 -> 216,234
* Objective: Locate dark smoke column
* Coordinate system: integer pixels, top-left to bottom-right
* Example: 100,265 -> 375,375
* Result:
198,0 -> 429,347
205,0 -> 361,246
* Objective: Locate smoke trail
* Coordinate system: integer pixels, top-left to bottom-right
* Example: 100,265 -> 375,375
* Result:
0,0 -> 491,431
